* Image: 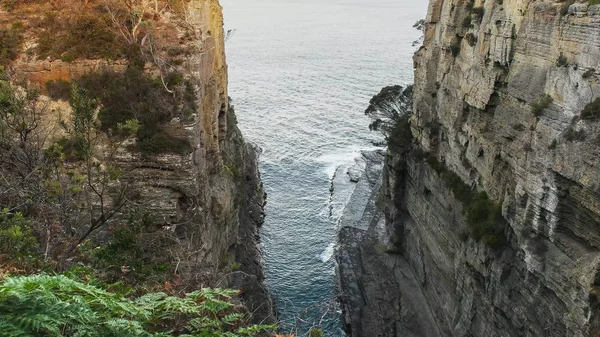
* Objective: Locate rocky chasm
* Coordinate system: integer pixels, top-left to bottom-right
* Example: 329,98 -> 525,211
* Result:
338,0 -> 600,336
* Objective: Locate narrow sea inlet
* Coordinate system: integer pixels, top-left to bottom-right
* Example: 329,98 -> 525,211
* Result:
223,0 -> 426,334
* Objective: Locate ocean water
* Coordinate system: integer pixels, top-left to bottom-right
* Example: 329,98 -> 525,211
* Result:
221,0 -> 427,335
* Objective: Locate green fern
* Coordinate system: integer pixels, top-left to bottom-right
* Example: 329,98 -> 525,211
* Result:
0,274 -> 275,337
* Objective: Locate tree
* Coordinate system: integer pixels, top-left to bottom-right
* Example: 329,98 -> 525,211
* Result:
0,77 -> 137,266
364,84 -> 413,137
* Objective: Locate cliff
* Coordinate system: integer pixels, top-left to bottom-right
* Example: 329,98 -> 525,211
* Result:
378,0 -> 600,336
0,0 -> 272,323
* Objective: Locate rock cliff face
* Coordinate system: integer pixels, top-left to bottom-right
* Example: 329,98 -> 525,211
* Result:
1,0 -> 272,323
380,0 -> 600,336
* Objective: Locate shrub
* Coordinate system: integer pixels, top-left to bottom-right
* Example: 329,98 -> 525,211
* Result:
582,68 -> 595,79
387,116 -> 412,152
36,11 -> 124,61
426,156 -> 506,249
462,15 -> 473,28
472,7 -> 485,19
564,127 -> 586,142
465,33 -> 478,46
590,0 -> 600,5
561,0 -> 575,15
450,39 -> 462,57
0,27 -> 22,66
0,209 -> 39,264
0,274 -> 276,336
78,67 -> 196,155
138,131 -> 193,155
531,94 -> 553,116
581,97 -> 600,119
45,79 -> 71,100
556,53 -> 568,67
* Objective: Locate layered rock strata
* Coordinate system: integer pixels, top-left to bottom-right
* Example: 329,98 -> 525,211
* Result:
378,0 -> 600,336
2,0 -> 273,323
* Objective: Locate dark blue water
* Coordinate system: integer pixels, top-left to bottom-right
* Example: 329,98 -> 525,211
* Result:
222,0 -> 426,335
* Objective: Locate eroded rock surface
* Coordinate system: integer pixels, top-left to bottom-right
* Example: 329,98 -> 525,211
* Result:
378,0 -> 600,336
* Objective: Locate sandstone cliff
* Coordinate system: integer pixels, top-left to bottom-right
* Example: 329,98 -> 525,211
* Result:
379,0 -> 600,336
0,0 -> 272,322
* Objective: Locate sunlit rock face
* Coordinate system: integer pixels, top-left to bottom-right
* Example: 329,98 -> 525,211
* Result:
2,0 -> 272,322
380,0 -> 600,336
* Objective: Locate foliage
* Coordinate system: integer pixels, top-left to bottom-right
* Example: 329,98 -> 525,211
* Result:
364,85 -> 413,152
78,68 -> 194,155
465,33 -> 477,47
590,0 -> 600,5
564,127 -> 586,142
0,26 -> 23,66
36,11 -> 124,61
0,209 -> 39,264
471,7 -> 485,19
365,85 -> 413,136
556,53 -> 568,67
531,94 -> 553,117
561,0 -> 575,15
462,15 -> 473,28
0,274 -> 276,336
427,156 -> 506,249
387,117 -> 412,152
450,39 -> 461,57
581,97 -> 600,119
45,79 -> 72,101
309,328 -> 324,337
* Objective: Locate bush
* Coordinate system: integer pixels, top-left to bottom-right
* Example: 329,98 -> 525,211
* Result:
387,117 -> 412,152
465,33 -> 478,46
45,79 -> 71,100
78,67 -> 196,155
0,209 -> 39,264
0,274 -> 276,336
462,15 -> 473,28
450,39 -> 462,57
564,127 -> 586,142
590,0 -> 600,5
531,94 -> 553,116
582,68 -> 595,79
561,0 -> 575,15
472,7 -> 485,19
556,53 -> 568,67
138,131 -> 193,155
581,97 -> 600,119
0,27 -> 22,66
36,11 -> 124,61
426,156 -> 506,249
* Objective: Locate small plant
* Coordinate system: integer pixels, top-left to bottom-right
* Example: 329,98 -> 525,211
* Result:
450,39 -> 462,57
564,127 -> 586,142
472,7 -> 485,18
556,53 -> 568,67
590,0 -> 600,5
465,33 -> 478,46
531,94 -> 553,116
426,156 -> 506,249
0,26 -> 22,66
581,97 -> 600,119
45,79 -> 72,100
583,68 -> 596,79
462,15 -> 473,28
561,0 -> 575,15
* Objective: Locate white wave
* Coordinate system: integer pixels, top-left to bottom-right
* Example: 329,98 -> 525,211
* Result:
320,242 -> 336,263
316,146 -> 381,178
